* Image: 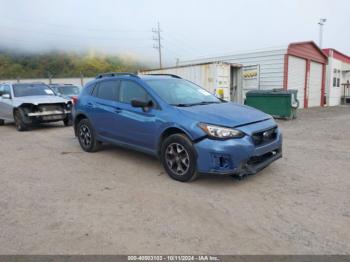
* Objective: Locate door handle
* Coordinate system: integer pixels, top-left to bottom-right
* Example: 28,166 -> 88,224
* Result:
114,107 -> 122,113
87,102 -> 94,108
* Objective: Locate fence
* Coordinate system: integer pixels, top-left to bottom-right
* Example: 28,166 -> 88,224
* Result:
1,77 -> 95,86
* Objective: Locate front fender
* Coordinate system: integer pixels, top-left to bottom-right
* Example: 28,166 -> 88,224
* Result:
155,122 -> 207,156
73,111 -> 98,138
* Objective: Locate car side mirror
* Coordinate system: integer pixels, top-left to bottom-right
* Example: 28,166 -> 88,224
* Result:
1,94 -> 11,99
131,99 -> 153,112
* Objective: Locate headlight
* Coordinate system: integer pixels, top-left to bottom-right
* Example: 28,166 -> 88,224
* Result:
198,123 -> 244,139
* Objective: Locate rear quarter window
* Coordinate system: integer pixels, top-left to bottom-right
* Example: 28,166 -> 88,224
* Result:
84,83 -> 96,95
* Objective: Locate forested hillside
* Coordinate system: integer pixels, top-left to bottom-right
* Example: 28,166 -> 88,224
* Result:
0,50 -> 145,79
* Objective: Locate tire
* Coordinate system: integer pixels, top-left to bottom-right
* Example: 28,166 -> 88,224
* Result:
0,119 -> 4,126
13,109 -> 28,131
160,133 -> 198,182
77,118 -> 101,152
63,116 -> 73,126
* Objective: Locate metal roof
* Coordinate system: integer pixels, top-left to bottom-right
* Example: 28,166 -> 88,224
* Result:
139,61 -> 242,73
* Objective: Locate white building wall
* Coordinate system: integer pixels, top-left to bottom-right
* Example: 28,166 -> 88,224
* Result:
180,48 -> 288,90
325,55 -> 333,106
327,58 -> 343,106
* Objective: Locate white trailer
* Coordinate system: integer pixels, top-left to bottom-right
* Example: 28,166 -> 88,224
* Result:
140,62 -> 243,103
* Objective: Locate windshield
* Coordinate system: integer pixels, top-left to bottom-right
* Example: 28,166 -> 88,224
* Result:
55,86 -> 81,96
145,79 -> 221,106
13,84 -> 55,97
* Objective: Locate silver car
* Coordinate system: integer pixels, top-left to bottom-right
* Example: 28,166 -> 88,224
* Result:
0,82 -> 72,131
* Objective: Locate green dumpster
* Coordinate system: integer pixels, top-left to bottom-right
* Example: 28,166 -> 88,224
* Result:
244,89 -> 299,119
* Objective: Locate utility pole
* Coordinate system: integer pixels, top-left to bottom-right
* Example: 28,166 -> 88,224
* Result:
47,71 -> 53,85
318,18 -> 327,48
152,22 -> 163,68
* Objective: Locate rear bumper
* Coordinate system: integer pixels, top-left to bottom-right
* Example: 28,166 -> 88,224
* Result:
194,127 -> 282,175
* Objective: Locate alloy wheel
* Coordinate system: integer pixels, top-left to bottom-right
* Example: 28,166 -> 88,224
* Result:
79,124 -> 92,147
165,143 -> 190,176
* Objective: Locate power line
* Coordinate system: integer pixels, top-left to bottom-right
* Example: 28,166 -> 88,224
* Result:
152,22 -> 163,68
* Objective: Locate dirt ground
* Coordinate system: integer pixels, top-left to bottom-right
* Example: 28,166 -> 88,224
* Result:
0,106 -> 349,255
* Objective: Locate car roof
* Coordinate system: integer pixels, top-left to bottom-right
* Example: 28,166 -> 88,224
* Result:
12,82 -> 48,86
84,73 -> 183,87
138,75 -> 180,80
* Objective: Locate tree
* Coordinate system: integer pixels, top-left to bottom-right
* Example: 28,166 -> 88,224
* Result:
0,50 -> 147,79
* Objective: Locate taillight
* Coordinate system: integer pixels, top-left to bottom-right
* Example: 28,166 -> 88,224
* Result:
71,96 -> 78,105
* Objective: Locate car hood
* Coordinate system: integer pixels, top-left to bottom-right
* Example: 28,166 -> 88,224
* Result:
14,95 -> 69,105
176,102 -> 271,127
63,95 -> 75,99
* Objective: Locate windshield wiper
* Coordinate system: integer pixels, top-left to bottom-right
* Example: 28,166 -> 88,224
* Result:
171,101 -> 221,107
171,103 -> 193,107
189,101 -> 221,106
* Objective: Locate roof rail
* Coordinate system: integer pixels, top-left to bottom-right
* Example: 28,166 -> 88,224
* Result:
95,72 -> 140,79
49,83 -> 74,85
146,74 -> 182,79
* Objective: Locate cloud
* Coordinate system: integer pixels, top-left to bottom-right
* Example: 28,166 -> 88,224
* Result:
0,0 -> 349,66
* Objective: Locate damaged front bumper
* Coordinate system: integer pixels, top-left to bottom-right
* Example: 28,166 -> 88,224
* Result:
27,110 -> 71,117
23,110 -> 72,123
233,147 -> 282,178
194,123 -> 283,177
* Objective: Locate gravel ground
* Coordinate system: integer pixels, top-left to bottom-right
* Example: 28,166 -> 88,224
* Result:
0,106 -> 349,254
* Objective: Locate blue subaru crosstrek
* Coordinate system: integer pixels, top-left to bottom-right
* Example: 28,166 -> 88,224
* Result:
74,73 -> 282,182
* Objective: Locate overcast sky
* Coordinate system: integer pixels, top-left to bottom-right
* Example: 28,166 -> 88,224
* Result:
0,0 -> 349,66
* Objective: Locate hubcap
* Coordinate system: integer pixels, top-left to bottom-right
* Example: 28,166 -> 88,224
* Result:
165,143 -> 190,176
79,124 -> 92,147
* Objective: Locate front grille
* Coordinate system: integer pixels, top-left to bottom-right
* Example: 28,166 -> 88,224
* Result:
247,148 -> 281,165
252,127 -> 277,145
38,104 -> 64,112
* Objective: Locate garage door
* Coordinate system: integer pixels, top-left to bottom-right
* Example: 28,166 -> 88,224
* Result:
288,56 -> 306,108
308,61 -> 322,107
